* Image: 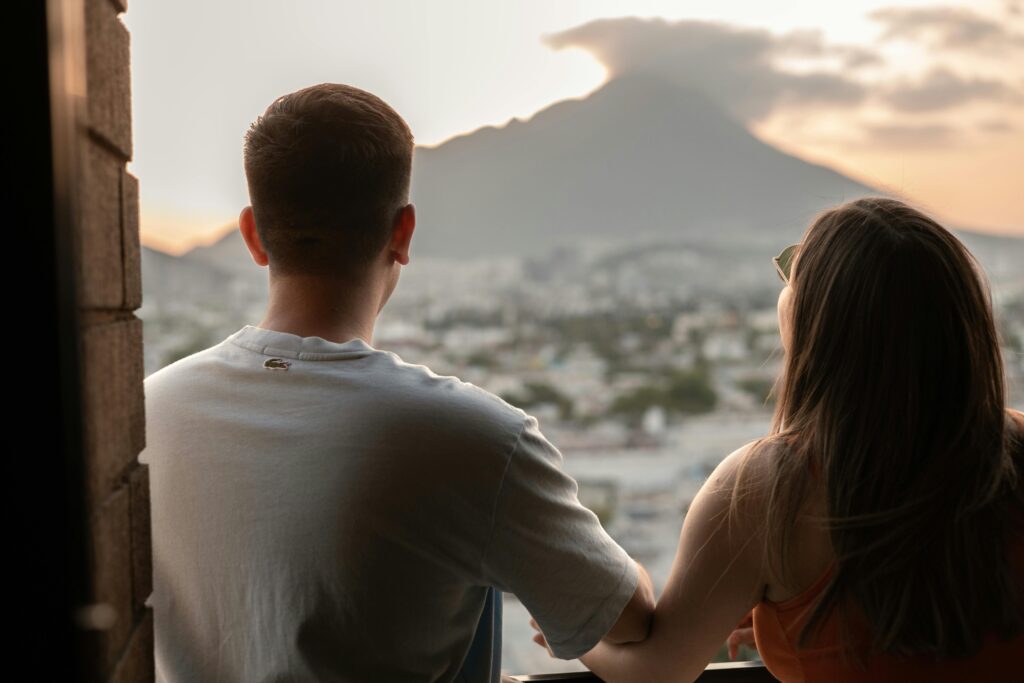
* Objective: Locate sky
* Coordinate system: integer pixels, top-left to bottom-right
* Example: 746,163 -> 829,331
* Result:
124,1 -> 1024,254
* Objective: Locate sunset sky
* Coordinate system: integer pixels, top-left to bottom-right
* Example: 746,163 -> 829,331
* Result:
125,1 -> 1024,254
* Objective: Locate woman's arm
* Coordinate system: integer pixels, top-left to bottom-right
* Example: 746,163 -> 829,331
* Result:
575,442 -> 769,683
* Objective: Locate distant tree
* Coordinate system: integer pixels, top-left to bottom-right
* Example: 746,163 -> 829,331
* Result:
609,386 -> 666,421
609,367 -> 717,423
163,333 -> 215,367
501,381 -> 575,420
736,376 -> 776,407
465,350 -> 499,369
664,367 -> 717,413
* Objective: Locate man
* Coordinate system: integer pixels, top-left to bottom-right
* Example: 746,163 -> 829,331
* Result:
140,83 -> 654,683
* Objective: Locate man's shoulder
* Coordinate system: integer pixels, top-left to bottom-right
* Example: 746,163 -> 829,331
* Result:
139,342 -> 233,465
144,339 -> 228,387
374,350 -> 529,432
143,340 -> 231,398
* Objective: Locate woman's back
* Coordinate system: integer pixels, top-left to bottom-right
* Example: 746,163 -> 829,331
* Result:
751,409 -> 1024,682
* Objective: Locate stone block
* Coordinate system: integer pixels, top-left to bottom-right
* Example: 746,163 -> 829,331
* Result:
89,484 -> 133,677
122,170 -> 142,309
79,139 -> 124,309
86,0 -> 132,158
129,463 -> 152,616
110,611 -> 154,683
81,316 -> 146,505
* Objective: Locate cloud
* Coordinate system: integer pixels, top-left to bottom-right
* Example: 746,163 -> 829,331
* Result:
863,122 -> 957,147
871,6 -> 1024,51
979,118 -> 1016,133
883,67 -> 1024,112
544,17 -> 867,123
775,29 -> 883,69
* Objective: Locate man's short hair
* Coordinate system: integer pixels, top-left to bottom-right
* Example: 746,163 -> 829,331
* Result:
243,83 -> 414,277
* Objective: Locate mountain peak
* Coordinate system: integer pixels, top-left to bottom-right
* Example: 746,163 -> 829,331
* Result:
410,77 -> 876,256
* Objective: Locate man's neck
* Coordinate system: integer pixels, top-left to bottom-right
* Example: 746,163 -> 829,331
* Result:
257,273 -> 381,346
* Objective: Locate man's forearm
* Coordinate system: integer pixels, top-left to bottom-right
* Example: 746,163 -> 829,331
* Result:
602,561 -> 655,644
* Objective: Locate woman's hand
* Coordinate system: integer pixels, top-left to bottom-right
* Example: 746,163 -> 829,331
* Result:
529,617 -> 556,658
726,611 -> 756,660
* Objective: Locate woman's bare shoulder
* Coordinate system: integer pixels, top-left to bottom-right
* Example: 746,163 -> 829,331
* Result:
703,436 -> 794,522
715,436 -> 791,486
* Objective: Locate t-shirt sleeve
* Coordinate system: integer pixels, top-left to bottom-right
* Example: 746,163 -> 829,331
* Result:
479,414 -> 640,660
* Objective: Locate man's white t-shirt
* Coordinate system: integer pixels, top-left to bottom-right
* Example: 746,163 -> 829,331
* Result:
139,324 -> 639,682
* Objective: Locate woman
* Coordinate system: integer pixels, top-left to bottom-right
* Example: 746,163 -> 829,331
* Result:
531,197 -> 1024,681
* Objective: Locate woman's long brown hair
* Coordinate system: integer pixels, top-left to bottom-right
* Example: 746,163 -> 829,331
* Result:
746,197 -> 1024,659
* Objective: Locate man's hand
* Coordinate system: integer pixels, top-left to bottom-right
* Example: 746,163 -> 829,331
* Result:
529,617 -> 556,658
726,611 -> 756,660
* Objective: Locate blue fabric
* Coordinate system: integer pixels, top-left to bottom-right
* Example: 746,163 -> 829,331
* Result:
455,588 -> 502,683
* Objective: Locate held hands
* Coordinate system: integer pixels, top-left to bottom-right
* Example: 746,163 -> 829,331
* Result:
726,611 -> 756,660
533,609 -> 758,661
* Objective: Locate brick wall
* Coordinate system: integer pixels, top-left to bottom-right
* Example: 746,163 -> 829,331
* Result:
76,0 -> 152,680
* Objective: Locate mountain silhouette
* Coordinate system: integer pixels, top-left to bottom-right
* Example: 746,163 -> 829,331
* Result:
408,74 -> 876,257
161,74 -> 1020,280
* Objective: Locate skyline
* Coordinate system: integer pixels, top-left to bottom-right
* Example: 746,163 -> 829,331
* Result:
126,1 -> 1024,255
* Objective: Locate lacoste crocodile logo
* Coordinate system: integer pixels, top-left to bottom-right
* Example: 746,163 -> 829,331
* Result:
263,358 -> 291,370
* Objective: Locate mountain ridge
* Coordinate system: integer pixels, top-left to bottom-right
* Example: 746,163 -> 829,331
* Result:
152,74 -> 1019,277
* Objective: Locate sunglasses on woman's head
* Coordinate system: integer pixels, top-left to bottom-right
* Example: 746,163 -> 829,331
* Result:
773,244 -> 800,284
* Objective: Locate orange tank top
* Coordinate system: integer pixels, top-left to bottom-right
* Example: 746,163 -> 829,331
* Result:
751,411 -> 1024,683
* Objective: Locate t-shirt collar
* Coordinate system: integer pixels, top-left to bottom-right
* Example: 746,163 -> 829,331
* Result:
226,324 -> 377,360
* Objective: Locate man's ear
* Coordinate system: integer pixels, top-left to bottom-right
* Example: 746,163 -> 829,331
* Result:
388,203 -> 416,266
238,206 -> 269,267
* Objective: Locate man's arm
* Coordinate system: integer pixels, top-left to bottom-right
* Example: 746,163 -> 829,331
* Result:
530,560 -> 655,656
480,414 -> 652,659
602,561 -> 655,644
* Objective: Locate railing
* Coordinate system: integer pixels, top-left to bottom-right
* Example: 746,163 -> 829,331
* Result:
512,661 -> 777,681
